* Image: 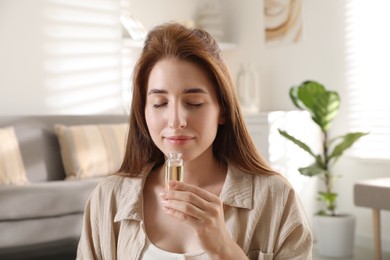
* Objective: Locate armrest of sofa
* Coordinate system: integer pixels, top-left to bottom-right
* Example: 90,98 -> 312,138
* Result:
0,178 -> 101,221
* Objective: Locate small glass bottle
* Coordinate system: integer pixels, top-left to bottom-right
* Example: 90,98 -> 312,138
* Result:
165,153 -> 184,190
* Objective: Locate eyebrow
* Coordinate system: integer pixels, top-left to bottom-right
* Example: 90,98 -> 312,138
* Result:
147,88 -> 208,95
183,88 -> 207,94
147,89 -> 167,95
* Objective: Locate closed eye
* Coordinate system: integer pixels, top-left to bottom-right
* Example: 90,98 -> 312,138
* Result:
187,103 -> 203,107
153,103 -> 167,108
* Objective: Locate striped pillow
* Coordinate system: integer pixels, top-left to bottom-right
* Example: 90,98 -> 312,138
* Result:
0,127 -> 28,185
54,123 -> 128,179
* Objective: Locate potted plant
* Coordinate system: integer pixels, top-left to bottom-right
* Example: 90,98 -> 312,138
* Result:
278,80 -> 368,258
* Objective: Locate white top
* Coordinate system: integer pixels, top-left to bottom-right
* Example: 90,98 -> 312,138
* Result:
140,235 -> 208,260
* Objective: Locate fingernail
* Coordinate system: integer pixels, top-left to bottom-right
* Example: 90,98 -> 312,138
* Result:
169,181 -> 176,188
159,192 -> 167,198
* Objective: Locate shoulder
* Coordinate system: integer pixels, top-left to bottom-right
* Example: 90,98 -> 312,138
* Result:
88,173 -> 144,203
226,166 -> 297,209
251,173 -> 301,209
92,174 -> 126,194
253,173 -> 294,193
84,173 -> 146,222
229,164 -> 293,194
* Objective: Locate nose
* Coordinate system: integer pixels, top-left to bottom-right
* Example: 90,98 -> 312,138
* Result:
168,104 -> 187,129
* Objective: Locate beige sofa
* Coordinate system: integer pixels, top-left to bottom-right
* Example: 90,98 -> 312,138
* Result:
0,115 -> 128,250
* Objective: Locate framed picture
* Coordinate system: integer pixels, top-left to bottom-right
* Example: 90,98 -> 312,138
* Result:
264,0 -> 303,47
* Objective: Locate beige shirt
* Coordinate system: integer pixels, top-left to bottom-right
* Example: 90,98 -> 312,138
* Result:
77,166 -> 313,260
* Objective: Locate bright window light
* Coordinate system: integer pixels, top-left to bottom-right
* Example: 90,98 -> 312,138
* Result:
345,0 -> 390,160
42,0 -> 125,114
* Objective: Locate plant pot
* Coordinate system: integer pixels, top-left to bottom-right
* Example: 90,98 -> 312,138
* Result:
313,214 -> 356,258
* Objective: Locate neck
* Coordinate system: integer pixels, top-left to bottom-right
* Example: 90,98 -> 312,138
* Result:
182,149 -> 227,190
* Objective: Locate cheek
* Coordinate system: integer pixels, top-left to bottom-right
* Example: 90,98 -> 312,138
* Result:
193,110 -> 220,132
145,110 -> 156,133
145,109 -> 165,135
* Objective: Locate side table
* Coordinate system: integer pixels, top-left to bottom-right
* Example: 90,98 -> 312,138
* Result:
354,178 -> 390,260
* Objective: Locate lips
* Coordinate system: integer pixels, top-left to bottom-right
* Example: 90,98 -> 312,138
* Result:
165,135 -> 194,145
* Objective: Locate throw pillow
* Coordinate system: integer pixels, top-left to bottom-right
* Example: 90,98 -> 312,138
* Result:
0,127 -> 29,185
54,123 -> 128,179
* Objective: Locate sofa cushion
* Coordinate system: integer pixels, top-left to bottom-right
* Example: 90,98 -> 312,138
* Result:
0,178 -> 101,221
55,123 -> 128,179
0,127 -> 28,185
0,115 -> 129,182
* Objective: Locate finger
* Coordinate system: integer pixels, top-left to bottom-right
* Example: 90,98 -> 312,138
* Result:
168,181 -> 220,203
161,190 -> 208,211
161,189 -> 223,223
162,199 -> 204,222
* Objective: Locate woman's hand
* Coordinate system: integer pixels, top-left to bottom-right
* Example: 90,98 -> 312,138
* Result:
160,181 -> 247,259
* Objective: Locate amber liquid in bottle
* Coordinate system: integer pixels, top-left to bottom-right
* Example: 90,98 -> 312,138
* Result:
165,153 -> 184,190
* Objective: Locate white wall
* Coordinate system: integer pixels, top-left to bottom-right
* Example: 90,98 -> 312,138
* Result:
0,1 -> 45,114
0,0 -> 124,115
1,0 -> 389,251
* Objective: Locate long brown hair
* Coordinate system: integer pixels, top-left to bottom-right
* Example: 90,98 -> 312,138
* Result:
118,23 -> 276,176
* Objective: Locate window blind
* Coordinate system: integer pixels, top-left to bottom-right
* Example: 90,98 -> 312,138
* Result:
43,0 -> 123,114
345,0 -> 390,160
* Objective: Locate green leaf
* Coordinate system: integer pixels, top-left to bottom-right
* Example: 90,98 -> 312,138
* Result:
298,163 -> 326,177
289,81 -> 341,132
315,210 -> 328,216
312,91 -> 340,131
314,155 -> 326,169
278,129 -> 317,158
328,132 -> 369,161
318,191 -> 338,203
289,86 -> 304,110
296,81 -> 326,113
318,192 -> 338,214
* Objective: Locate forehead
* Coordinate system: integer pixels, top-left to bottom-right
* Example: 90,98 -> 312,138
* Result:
147,59 -> 216,93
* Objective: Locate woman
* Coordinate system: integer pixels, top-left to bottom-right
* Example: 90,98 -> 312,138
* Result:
77,23 -> 312,259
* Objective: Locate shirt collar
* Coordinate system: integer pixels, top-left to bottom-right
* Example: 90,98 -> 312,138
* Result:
114,171 -> 148,223
220,166 -> 253,210
114,164 -> 254,222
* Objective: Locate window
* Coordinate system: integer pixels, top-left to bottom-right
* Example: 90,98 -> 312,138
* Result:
345,0 -> 390,160
43,0 -> 124,114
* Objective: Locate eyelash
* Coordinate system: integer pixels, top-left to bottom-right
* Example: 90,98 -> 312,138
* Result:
152,103 -> 203,108
188,103 -> 203,107
153,103 -> 167,108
